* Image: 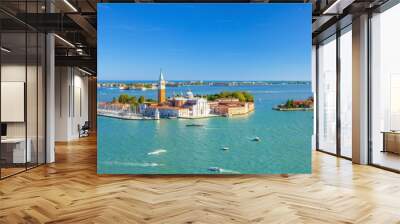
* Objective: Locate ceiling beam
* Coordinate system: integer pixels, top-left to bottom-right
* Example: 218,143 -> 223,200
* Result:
67,13 -> 97,41
55,55 -> 97,74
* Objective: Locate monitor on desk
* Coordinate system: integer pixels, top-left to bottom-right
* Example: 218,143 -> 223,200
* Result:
1,123 -> 7,138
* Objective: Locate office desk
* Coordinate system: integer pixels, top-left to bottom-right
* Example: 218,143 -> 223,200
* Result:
1,138 -> 31,163
382,131 -> 400,154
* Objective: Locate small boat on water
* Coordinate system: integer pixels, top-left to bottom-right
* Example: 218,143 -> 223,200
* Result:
208,167 -> 221,172
186,124 -> 204,127
221,147 -> 229,151
119,86 -> 129,90
168,116 -> 177,119
252,136 -> 261,142
147,149 -> 167,155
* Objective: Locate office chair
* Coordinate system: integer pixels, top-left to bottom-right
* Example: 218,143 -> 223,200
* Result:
79,121 -> 90,138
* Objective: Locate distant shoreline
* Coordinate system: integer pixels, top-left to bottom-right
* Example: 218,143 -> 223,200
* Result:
98,80 -> 311,90
98,80 -> 311,85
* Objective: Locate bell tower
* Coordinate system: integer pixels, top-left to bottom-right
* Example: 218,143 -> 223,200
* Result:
158,69 -> 166,104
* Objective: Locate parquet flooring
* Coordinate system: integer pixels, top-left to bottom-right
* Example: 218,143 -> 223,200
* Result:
1,135 -> 400,223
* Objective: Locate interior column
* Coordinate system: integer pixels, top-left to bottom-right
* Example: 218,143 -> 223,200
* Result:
352,14 -> 369,164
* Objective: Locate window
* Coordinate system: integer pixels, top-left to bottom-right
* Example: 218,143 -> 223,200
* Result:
370,3 -> 400,171
317,35 -> 337,154
339,26 -> 352,158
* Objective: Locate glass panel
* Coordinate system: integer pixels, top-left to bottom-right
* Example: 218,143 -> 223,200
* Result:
312,46 -> 317,150
0,1 -> 46,178
27,31 -> 38,169
340,27 -> 352,158
1,31 -> 27,177
38,32 -> 45,165
318,35 -> 337,154
26,0 -> 39,169
371,4 -> 400,171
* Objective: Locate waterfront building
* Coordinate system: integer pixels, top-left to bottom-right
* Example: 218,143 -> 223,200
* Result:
138,104 -> 148,114
170,91 -> 211,118
154,109 -> 160,120
97,102 -> 134,113
108,74 -> 252,119
158,70 -> 166,104
216,98 -> 240,103
171,97 -> 187,107
212,101 -> 255,116
185,97 -> 210,117
144,105 -> 189,118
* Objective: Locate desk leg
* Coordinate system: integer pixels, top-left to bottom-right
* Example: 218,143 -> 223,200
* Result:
382,133 -> 386,153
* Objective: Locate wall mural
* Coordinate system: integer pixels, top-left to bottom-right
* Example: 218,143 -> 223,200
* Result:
97,3 -> 312,174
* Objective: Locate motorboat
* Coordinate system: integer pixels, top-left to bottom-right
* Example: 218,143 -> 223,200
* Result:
208,167 -> 221,172
221,147 -> 229,151
186,124 -> 204,127
252,136 -> 261,142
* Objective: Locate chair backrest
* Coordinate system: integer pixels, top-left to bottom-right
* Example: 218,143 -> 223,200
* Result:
82,121 -> 90,129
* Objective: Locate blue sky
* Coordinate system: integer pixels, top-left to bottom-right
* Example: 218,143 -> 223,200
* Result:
98,4 -> 311,81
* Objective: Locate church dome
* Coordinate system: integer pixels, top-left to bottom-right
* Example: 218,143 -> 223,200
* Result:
186,91 -> 194,98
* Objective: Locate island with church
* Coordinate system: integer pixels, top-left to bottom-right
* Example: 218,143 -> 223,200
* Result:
97,71 -> 255,120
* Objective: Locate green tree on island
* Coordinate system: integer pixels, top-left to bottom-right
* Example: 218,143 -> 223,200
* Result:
285,99 -> 294,108
278,97 -> 314,110
144,84 -> 153,88
145,98 -> 157,103
138,96 -> 145,104
232,92 -> 246,102
118,94 -> 137,105
206,91 -> 254,102
113,94 -> 156,105
242,92 -> 254,102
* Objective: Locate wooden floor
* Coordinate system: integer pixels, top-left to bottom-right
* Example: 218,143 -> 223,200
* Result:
373,151 -> 400,171
1,167 -> 26,178
1,135 -> 400,224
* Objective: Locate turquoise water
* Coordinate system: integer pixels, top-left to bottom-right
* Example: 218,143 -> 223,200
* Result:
97,84 -> 313,174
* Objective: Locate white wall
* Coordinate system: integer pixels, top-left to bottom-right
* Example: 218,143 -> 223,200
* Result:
55,67 -> 89,141
1,82 -> 25,122
1,63 -> 46,164
1,64 -> 26,139
1,64 -> 41,138
71,72 -> 89,138
55,67 -> 69,141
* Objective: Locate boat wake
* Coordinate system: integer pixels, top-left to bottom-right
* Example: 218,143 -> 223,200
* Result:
219,169 -> 240,174
101,161 -> 162,167
203,127 -> 223,130
247,136 -> 261,142
208,167 -> 240,174
147,149 -> 167,155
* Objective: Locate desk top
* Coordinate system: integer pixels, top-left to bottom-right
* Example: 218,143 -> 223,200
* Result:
1,138 -> 28,143
381,131 -> 400,134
